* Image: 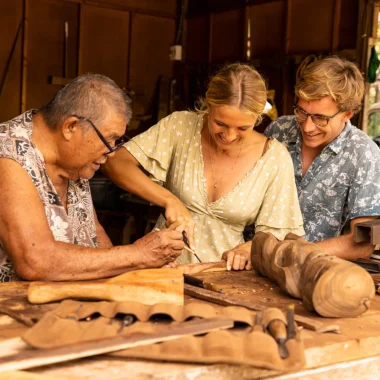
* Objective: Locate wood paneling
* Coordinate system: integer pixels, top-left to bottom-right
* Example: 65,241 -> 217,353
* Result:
338,0 -> 359,50
79,4 -> 130,88
0,0 -> 23,120
188,0 -> 245,16
26,0 -> 79,109
210,8 -> 245,63
85,0 -> 176,17
128,13 -> 175,112
248,1 -> 285,56
288,0 -> 334,54
186,15 -> 209,63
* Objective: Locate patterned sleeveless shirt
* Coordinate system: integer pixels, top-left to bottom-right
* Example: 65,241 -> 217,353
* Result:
0,110 -> 98,281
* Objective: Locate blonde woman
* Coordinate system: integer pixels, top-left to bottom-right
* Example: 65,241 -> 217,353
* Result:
265,56 -> 380,260
103,63 -> 304,268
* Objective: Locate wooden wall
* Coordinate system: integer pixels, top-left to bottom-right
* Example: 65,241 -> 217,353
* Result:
185,0 -> 361,115
0,0 -> 176,126
0,0 -> 367,122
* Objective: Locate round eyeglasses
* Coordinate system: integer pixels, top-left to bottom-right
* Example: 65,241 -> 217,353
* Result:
293,105 -> 341,128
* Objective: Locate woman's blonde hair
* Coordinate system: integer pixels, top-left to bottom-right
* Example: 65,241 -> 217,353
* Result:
196,63 -> 267,125
295,56 -> 364,114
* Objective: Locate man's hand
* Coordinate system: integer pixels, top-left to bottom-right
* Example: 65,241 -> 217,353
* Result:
164,198 -> 196,250
222,241 -> 252,271
133,229 -> 185,268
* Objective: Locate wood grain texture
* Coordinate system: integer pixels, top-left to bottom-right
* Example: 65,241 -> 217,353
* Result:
27,268 -> 183,305
177,261 -> 227,275
251,232 -> 375,318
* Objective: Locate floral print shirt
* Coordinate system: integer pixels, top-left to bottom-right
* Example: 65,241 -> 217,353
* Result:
125,111 -> 304,264
0,110 -> 98,282
265,116 -> 380,242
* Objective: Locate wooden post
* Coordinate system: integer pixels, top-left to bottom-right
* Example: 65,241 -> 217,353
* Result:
282,0 -> 292,115
331,0 -> 342,52
20,0 -> 28,113
208,12 -> 213,64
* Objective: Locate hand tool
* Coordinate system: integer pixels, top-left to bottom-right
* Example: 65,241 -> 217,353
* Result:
185,283 -> 338,333
182,231 -> 202,262
185,283 -> 265,311
183,274 -> 224,293
117,314 -> 135,333
286,304 -> 295,340
28,268 -> 184,305
349,258 -> 380,273
0,318 -> 234,373
66,304 -> 83,321
177,260 -> 227,274
153,227 -> 201,262
253,311 -> 264,332
268,319 -> 289,359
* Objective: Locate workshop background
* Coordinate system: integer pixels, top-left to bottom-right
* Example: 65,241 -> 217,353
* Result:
0,0 -> 378,244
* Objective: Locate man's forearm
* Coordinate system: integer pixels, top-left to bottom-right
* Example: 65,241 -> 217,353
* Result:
13,242 -> 144,281
316,234 -> 374,260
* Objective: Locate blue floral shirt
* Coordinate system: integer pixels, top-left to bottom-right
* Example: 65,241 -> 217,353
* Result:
265,116 -> 380,242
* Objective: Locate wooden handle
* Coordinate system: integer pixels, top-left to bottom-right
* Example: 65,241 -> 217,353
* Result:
28,268 -> 184,305
268,320 -> 287,342
177,261 -> 227,275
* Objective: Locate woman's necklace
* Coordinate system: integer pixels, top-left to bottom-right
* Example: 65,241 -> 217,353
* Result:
208,132 -> 243,188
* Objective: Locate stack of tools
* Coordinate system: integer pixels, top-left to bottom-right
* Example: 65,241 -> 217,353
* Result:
0,300 -> 305,372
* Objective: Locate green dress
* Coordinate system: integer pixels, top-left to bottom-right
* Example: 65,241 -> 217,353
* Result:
125,111 -> 304,264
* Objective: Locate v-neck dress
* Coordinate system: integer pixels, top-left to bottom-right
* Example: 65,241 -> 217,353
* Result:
125,111 -> 304,263
0,110 -> 98,281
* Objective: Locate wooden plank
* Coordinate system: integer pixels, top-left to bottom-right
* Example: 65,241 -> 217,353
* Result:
0,318 -> 234,373
331,0 -> 342,52
186,14 -> 209,63
209,8 -> 244,62
25,0 -> 79,109
78,4 -> 130,88
84,0 -> 177,18
128,13 -> 174,114
248,1 -> 285,57
288,0 -> 334,53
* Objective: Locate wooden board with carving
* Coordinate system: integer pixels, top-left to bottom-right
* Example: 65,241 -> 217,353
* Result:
2,270 -> 380,378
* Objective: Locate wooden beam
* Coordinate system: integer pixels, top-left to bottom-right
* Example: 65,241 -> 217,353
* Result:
331,0 -> 342,52
208,12 -> 213,64
20,0 -> 28,113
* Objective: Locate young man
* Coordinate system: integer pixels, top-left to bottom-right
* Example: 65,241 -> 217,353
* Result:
264,56 -> 380,260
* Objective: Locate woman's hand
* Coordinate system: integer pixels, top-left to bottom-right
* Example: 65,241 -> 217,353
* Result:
164,198 -> 196,250
222,241 -> 252,271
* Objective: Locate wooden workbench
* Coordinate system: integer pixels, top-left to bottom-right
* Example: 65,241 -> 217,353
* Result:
2,270 -> 380,379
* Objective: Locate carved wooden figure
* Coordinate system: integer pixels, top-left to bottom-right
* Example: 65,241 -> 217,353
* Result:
251,232 -> 375,317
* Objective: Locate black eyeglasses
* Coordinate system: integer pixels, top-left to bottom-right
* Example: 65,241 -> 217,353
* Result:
293,105 -> 341,128
73,115 -> 127,155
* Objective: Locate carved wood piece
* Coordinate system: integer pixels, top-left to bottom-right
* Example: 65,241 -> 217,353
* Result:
27,268 -> 184,306
251,232 -> 375,318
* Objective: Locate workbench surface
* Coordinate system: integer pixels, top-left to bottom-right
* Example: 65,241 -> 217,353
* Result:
1,270 -> 380,380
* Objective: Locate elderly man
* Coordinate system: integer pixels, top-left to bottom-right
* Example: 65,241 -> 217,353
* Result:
0,74 -> 184,282
264,56 -> 380,260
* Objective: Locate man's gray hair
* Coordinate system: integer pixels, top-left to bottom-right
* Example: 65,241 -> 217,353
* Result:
39,74 -> 132,130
